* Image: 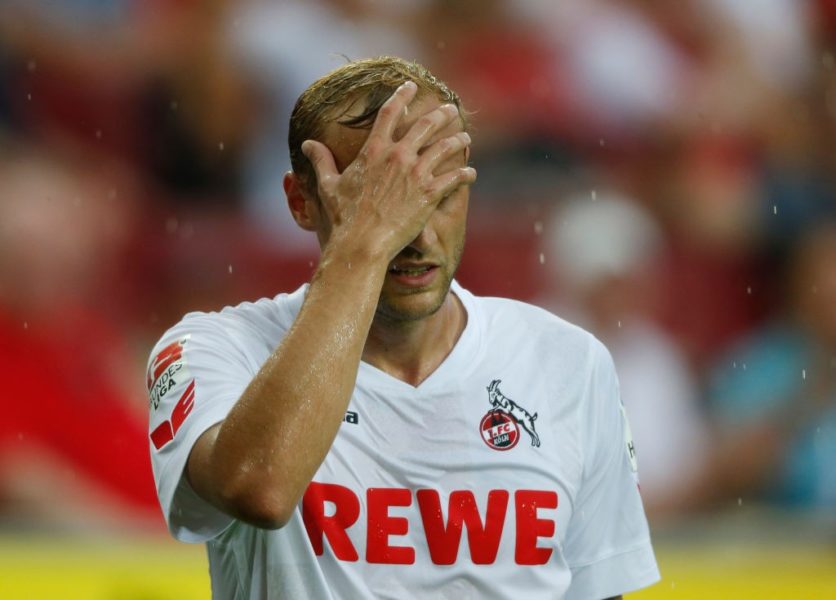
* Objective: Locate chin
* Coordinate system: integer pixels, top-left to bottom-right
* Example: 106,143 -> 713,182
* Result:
376,287 -> 449,323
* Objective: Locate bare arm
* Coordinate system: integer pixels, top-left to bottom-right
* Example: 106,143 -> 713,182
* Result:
185,82 -> 476,528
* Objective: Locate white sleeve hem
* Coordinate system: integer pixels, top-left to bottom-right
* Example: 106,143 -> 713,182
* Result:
565,542 -> 660,600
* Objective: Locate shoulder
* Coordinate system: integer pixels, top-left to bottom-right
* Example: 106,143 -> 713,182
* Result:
471,292 -> 604,359
148,285 -> 307,363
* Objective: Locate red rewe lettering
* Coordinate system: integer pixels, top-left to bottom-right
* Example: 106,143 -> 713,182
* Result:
302,482 -> 360,561
366,488 -> 414,564
150,380 -> 196,450
417,489 -> 509,565
514,490 -> 557,565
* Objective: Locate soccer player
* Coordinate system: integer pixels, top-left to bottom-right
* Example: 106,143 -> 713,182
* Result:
147,56 -> 660,599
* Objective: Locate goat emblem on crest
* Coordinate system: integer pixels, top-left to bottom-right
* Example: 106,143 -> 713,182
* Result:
481,379 -> 541,449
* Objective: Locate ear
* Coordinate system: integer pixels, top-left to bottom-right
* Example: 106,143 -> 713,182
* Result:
284,171 -> 319,232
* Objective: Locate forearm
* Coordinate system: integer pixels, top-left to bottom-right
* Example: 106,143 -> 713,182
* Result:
192,243 -> 387,527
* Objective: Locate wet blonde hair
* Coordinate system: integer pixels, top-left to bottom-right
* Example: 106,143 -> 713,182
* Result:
288,56 -> 467,192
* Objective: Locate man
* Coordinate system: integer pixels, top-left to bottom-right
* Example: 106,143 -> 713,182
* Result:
148,57 -> 660,599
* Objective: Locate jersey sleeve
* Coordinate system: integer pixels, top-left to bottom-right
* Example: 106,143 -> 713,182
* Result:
147,315 -> 254,543
563,340 -> 660,600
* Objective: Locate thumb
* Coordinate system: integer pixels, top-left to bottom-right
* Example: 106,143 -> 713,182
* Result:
301,140 -> 338,184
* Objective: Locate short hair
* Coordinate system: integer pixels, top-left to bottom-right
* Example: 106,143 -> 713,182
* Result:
288,56 -> 467,192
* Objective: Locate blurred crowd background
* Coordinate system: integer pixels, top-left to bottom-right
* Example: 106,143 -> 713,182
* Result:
1,0 -> 836,596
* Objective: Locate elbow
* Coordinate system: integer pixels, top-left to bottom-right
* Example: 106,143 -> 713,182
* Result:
218,482 -> 297,530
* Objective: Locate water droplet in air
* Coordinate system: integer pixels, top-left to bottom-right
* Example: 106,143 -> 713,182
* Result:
773,205 -> 778,215
533,221 -> 543,235
737,497 -> 742,506
27,59 -> 37,72
599,139 -> 605,147
219,142 -> 225,151
591,189 -> 597,201
23,322 -> 28,330
95,129 -> 102,139
228,264 -> 233,274
617,320 -> 622,328
747,286 -> 752,295
802,369 -> 807,380
27,92 -> 32,101
539,253 -> 545,264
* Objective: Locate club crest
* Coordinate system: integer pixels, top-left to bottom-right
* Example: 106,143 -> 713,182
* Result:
479,380 -> 540,451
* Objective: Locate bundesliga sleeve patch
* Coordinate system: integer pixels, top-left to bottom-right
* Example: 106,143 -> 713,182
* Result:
147,335 -> 192,410
147,335 -> 195,450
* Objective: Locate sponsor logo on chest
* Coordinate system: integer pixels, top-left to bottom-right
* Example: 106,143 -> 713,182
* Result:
303,483 -> 558,566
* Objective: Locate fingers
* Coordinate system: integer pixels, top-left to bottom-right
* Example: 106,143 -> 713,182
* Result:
302,139 -> 338,189
429,165 -> 477,203
368,80 -> 418,142
419,131 -> 471,176
399,103 -> 460,151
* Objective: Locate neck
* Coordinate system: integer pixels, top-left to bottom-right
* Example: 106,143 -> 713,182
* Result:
362,292 -> 467,387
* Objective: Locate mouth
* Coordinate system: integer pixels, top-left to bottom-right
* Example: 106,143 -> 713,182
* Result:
388,264 -> 436,276
386,263 -> 440,287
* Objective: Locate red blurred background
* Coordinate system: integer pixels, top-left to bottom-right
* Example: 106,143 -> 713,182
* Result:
1,1 -> 835,588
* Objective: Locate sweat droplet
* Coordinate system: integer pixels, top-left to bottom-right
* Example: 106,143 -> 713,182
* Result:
773,205 -> 778,215
802,369 -> 807,380
539,253 -> 545,264
533,221 -> 543,235
228,264 -> 233,274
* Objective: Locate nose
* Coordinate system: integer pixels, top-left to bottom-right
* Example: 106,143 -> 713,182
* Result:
405,223 -> 438,254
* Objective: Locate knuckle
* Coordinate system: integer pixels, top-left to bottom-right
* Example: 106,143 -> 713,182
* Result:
390,146 -> 412,166
440,136 -> 458,153
418,113 -> 440,130
362,140 -> 382,159
378,101 -> 398,119
410,162 -> 427,180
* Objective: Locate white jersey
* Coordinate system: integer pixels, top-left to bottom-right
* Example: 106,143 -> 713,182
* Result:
147,282 -> 659,600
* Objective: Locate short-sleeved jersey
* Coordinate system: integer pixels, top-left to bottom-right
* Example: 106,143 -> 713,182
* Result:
147,282 -> 659,599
